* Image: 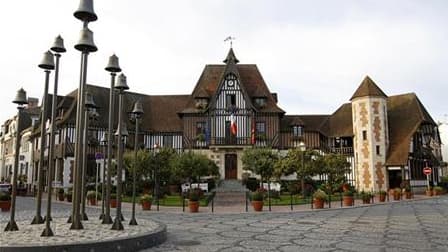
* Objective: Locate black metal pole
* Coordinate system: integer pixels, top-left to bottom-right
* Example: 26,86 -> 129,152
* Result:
4,106 -> 24,231
103,73 -> 116,225
290,192 -> 293,211
32,70 -> 51,225
111,90 -> 124,231
41,52 -> 62,236
129,116 -> 139,226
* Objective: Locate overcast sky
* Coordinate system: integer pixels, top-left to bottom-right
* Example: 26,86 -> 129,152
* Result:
1,0 -> 447,126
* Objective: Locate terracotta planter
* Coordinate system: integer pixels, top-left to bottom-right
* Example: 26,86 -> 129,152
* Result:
89,198 -> 97,206
0,201 -> 11,212
141,201 -> 152,210
314,198 -> 324,209
110,199 -> 117,208
426,190 -> 433,197
393,193 -> 401,201
189,200 -> 199,213
252,201 -> 264,212
58,193 -> 65,201
405,192 -> 412,199
362,198 -> 371,204
66,195 -> 72,202
343,196 -> 354,206
379,194 -> 386,202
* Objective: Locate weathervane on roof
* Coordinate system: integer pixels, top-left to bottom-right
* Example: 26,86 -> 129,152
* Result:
224,36 -> 236,48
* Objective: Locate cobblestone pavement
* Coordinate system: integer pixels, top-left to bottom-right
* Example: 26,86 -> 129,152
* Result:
1,196 -> 448,251
142,196 -> 448,252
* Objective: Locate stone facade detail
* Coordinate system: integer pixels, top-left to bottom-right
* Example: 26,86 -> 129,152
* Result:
362,162 -> 372,189
373,116 -> 381,142
375,162 -> 385,190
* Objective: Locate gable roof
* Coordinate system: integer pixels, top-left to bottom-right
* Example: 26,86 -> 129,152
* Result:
350,76 -> 387,100
181,64 -> 284,114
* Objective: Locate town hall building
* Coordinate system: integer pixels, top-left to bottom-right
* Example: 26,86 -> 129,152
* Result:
0,48 -> 443,192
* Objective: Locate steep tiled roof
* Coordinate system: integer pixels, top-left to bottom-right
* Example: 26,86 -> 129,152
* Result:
326,103 -> 353,137
386,93 -> 436,166
350,76 -> 387,100
181,64 -> 284,114
56,84 -> 189,133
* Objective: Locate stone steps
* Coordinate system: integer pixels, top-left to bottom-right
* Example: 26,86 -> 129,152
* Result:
213,180 -> 248,206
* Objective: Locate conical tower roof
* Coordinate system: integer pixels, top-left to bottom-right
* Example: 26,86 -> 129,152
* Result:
350,76 -> 387,100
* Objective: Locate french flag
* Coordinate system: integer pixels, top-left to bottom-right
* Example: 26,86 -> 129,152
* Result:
230,113 -> 237,136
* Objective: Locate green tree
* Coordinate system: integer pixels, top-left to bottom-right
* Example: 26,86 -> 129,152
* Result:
172,151 -> 219,183
321,154 -> 351,193
274,149 -> 322,196
241,148 -> 278,184
123,149 -> 152,195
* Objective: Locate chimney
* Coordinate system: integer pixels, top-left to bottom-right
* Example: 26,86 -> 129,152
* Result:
271,93 -> 278,103
26,97 -> 39,108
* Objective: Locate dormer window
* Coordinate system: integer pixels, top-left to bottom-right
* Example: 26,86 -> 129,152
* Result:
254,97 -> 267,108
195,98 -> 209,109
292,125 -> 303,137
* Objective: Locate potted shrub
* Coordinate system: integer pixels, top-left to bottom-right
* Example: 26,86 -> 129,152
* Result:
251,191 -> 264,212
57,188 -> 65,201
433,186 -> 444,196
86,190 -> 98,205
361,191 -> 371,204
425,187 -> 433,197
313,189 -> 327,209
65,189 -> 73,202
343,190 -> 354,206
140,194 -> 152,210
393,188 -> 401,200
0,192 -> 11,212
378,190 -> 387,202
188,189 -> 200,213
404,186 -> 412,199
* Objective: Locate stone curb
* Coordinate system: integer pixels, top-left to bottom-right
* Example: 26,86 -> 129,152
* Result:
0,223 -> 167,252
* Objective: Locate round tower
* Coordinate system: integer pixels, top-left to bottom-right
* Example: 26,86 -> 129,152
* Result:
351,76 -> 389,192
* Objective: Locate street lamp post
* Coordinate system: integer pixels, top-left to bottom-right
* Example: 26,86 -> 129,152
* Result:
41,35 -> 66,237
130,100 -> 143,226
299,141 -> 306,199
111,73 -> 129,231
154,143 -> 160,211
99,133 -> 107,220
4,88 -> 28,231
31,51 -> 55,225
103,54 -> 121,224
70,0 -> 98,230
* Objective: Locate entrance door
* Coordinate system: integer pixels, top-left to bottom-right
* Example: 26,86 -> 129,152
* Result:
225,154 -> 237,179
388,170 -> 402,189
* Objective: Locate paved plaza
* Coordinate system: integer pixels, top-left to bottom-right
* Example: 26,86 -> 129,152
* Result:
1,196 -> 448,251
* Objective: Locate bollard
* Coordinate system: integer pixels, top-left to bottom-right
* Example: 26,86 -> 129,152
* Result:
311,195 -> 314,210
211,193 -> 214,213
245,191 -> 248,212
290,193 -> 293,211
328,194 -> 331,208
340,192 -> 343,208
182,194 -> 185,212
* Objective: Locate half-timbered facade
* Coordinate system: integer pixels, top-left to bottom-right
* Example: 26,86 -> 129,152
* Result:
1,48 -> 443,192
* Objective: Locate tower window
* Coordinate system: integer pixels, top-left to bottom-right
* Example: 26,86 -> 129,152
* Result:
376,145 -> 380,155
226,94 -> 236,108
362,130 -> 367,141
